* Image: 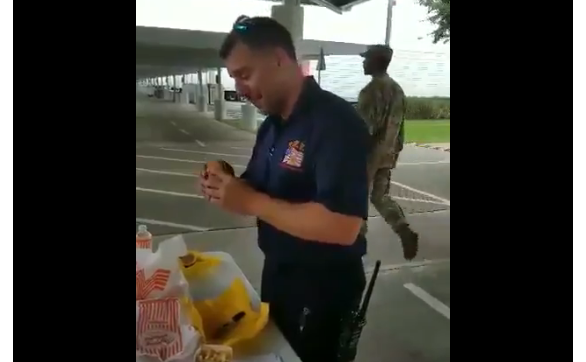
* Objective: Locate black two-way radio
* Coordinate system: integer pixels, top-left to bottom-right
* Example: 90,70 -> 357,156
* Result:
337,260 -> 382,362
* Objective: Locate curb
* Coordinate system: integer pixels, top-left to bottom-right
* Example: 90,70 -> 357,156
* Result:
408,143 -> 450,152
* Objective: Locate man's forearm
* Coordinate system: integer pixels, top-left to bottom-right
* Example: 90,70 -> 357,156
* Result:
250,193 -> 361,245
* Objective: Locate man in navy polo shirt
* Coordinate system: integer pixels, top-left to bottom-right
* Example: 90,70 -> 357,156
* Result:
201,16 -> 370,362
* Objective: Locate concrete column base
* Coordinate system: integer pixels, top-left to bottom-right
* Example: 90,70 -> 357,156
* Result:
179,91 -> 189,104
197,96 -> 208,112
241,103 -> 258,131
214,100 -> 226,120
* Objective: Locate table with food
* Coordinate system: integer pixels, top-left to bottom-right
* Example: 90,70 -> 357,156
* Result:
136,230 -> 302,362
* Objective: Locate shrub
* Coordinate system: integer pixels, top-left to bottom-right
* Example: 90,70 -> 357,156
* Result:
405,97 -> 450,120
350,96 -> 450,120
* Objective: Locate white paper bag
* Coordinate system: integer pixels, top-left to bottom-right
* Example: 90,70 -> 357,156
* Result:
136,235 -> 202,361
136,298 -> 201,362
136,235 -> 190,300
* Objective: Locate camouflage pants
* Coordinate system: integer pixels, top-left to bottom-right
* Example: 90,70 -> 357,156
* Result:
360,167 -> 407,235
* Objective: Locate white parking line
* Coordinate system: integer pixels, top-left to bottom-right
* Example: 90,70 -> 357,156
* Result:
158,148 -> 446,167
160,147 -> 250,158
134,167 -> 448,207
136,168 -> 198,178
136,155 -> 246,168
179,129 -> 189,135
391,181 -> 450,206
365,258 -> 450,274
393,196 -> 450,205
404,283 -> 450,320
160,148 -> 445,166
195,140 -> 206,147
170,121 -> 177,126
135,187 -> 204,199
230,146 -> 252,150
134,170 -> 443,206
137,155 -> 204,164
136,218 -> 209,232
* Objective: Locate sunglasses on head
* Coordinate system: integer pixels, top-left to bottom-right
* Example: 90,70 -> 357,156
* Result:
233,15 -> 252,31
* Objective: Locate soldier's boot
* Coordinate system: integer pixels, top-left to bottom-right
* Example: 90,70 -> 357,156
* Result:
394,222 -> 419,261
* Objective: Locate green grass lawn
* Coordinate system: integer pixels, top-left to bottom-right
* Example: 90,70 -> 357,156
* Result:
220,117 -> 451,143
405,119 -> 450,144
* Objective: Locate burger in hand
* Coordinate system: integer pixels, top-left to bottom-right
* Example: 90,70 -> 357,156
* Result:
200,160 -> 235,201
200,159 -> 260,215
202,160 -> 235,179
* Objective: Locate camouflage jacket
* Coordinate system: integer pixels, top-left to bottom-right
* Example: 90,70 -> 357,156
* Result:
356,74 -> 406,170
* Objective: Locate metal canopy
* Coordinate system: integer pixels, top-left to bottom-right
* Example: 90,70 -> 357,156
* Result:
135,26 -> 369,78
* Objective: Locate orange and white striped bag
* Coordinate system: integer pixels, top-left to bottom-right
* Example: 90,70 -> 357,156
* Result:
136,298 -> 200,362
136,235 -> 206,345
136,235 -> 191,301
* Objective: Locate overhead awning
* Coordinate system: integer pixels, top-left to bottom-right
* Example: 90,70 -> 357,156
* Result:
136,26 -> 368,78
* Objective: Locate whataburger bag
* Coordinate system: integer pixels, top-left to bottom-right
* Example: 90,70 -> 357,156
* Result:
136,235 -> 205,362
136,298 -> 201,362
136,235 -> 191,300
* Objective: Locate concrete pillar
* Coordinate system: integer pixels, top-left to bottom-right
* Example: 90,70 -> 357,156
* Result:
241,103 -> 258,131
188,89 -> 196,104
172,75 -> 177,102
196,70 -> 208,112
271,0 -> 304,59
179,91 -> 189,104
214,68 -> 226,120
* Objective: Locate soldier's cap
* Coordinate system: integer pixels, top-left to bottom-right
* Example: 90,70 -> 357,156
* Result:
360,44 -> 394,60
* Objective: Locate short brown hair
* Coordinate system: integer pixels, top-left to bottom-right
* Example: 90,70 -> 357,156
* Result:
219,16 -> 297,60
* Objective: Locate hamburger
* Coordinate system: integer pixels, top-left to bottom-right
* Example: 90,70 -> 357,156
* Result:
202,160 -> 235,179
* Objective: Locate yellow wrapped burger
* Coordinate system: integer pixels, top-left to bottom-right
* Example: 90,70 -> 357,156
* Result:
179,251 -> 269,346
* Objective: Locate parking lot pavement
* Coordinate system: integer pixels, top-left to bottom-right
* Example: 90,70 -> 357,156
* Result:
136,142 -> 450,234
355,261 -> 450,362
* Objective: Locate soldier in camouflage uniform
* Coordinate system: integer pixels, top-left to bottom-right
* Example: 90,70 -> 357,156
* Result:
357,44 -> 419,260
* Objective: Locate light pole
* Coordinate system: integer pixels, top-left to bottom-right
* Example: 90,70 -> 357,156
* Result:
384,0 -> 395,46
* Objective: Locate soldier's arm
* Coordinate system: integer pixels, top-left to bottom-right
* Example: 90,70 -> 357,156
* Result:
356,83 -> 381,136
395,113 -> 405,153
370,91 -> 403,162
390,95 -> 406,154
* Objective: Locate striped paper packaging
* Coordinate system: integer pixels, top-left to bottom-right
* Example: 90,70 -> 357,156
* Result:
136,235 -> 190,301
136,298 -> 202,362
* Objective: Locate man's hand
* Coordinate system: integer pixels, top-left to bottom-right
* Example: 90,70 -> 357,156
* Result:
201,160 -> 235,178
201,170 -> 262,215
199,160 -> 236,199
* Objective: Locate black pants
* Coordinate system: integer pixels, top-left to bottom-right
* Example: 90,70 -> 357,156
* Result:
261,258 -> 366,362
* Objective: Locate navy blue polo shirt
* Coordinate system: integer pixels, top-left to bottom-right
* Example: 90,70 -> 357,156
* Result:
241,77 -> 370,263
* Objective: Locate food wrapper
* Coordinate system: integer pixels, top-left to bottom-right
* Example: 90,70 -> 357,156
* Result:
136,234 -> 206,341
196,344 -> 233,362
179,251 -> 268,346
136,298 -> 201,362
136,235 -> 190,300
